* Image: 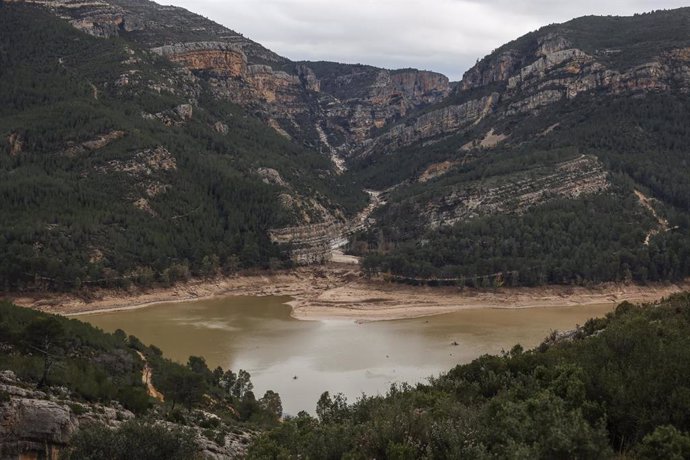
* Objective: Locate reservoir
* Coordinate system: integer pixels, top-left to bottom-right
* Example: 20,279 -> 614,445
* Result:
82,296 -> 614,415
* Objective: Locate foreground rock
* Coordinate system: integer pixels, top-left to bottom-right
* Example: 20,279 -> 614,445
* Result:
0,370 -> 130,459
0,370 -> 253,459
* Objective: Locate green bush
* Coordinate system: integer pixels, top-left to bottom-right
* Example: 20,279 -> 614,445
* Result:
63,420 -> 200,460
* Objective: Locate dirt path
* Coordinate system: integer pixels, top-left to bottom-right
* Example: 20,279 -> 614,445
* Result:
635,190 -> 672,245
88,82 -> 99,100
135,350 -> 164,402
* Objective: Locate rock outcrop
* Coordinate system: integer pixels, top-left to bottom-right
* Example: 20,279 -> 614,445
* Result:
7,0 -> 144,37
361,30 -> 690,157
422,155 -> 610,228
153,41 -> 452,155
6,132 -> 24,157
361,93 -> 499,156
456,33 -> 690,119
142,104 -> 195,126
270,190 -> 383,264
153,42 -> 248,78
0,370 -> 132,460
62,130 -> 125,157
269,221 -> 346,264
0,370 -> 255,459
100,146 -> 176,175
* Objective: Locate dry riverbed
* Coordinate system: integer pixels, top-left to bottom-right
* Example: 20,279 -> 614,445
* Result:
8,264 -> 690,320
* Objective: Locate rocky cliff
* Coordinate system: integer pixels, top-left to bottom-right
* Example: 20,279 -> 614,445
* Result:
463,33 -> 690,117
0,370 -> 253,459
422,155 -> 610,229
151,43 -> 451,158
359,16 -> 690,157
0,370 -> 131,459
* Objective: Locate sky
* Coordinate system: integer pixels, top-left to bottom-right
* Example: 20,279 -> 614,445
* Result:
163,0 -> 690,80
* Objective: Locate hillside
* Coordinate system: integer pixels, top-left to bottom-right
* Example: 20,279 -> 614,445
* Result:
7,0 -> 451,159
0,3 -> 364,292
5,293 -> 690,459
0,0 -> 460,292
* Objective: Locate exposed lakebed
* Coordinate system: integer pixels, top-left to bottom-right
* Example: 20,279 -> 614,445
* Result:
82,296 -> 614,415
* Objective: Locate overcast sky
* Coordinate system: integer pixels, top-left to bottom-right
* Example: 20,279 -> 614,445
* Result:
163,0 -> 690,80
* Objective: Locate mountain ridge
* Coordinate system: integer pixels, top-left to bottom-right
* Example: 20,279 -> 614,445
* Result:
2,0 -> 690,291
5,0 -> 454,161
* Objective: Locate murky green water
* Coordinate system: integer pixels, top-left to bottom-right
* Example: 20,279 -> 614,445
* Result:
81,296 -> 613,415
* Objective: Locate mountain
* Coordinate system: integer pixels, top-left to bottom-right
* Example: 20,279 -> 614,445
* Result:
347,9 -> 690,286
2,1 -> 690,292
8,0 -> 452,158
0,0 -> 456,291
4,2 -> 690,459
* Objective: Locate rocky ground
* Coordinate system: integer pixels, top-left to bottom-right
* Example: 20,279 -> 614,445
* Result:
0,369 -> 133,459
0,370 -> 255,459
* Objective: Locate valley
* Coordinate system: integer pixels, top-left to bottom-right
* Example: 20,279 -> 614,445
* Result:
3,1 -> 690,292
3,1 -> 690,458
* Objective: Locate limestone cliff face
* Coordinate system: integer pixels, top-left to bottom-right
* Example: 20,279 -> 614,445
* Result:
153,42 -> 248,78
152,41 -> 451,153
319,68 -> 451,148
457,32 -> 690,118
361,93 -> 499,156
6,0 -> 145,37
360,29 -> 690,156
421,155 -> 610,229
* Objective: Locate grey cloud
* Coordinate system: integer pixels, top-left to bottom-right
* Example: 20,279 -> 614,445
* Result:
163,0 -> 690,80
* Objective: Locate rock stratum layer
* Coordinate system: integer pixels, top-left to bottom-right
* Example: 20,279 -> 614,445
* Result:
360,30 -> 690,156
422,155 -> 610,229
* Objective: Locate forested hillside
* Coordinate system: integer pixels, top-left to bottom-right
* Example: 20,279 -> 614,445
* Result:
8,292 -> 690,458
250,293 -> 690,459
354,92 -> 690,286
0,4 -> 364,292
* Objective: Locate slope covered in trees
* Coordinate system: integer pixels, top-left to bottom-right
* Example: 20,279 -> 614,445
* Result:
337,8 -> 690,286
352,82 -> 690,286
0,4 -> 365,292
3,1 -> 690,293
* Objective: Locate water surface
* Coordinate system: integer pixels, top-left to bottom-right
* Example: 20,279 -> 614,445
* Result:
83,296 -> 613,415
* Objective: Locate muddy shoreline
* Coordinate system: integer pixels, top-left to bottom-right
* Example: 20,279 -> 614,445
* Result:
7,264 -> 690,321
